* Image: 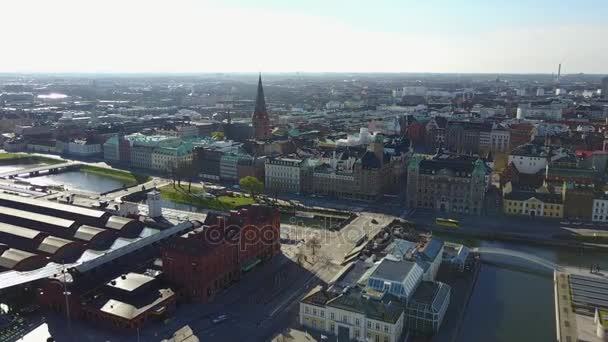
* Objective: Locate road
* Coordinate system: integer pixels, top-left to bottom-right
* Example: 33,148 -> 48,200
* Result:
405,208 -> 608,237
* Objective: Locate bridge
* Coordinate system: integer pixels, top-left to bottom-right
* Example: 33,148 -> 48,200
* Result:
0,162 -> 82,178
472,247 -> 561,271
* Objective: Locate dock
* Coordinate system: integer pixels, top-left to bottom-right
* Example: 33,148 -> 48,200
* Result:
554,265 -> 608,342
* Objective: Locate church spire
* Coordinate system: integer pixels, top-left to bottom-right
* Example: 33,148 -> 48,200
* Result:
252,73 -> 271,140
254,73 -> 267,115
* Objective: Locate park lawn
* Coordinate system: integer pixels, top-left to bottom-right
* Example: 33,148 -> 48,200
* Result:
80,165 -> 151,184
159,184 -> 255,211
0,152 -> 64,165
0,153 -> 29,160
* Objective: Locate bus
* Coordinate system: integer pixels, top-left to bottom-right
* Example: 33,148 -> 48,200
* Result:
436,218 -> 459,228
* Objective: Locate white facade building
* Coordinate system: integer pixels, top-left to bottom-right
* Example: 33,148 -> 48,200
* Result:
508,144 -> 568,175
490,127 -> 511,153
517,102 -> 566,120
592,198 -> 608,223
265,157 -> 304,193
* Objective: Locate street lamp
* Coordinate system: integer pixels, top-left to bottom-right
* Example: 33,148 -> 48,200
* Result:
60,265 -> 73,342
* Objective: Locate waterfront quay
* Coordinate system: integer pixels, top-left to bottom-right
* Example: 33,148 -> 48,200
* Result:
555,266 -> 608,342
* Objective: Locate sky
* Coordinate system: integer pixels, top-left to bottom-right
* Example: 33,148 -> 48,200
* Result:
1,0 -> 607,74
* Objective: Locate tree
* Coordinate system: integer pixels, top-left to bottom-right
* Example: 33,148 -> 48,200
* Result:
294,247 -> 307,267
239,176 -> 263,199
305,235 -> 322,256
211,131 -> 225,141
174,161 -> 193,188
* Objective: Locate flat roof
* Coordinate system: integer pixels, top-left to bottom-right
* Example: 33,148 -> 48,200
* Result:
106,272 -> 155,292
100,288 -> 174,320
370,258 -> 417,283
0,193 -> 107,220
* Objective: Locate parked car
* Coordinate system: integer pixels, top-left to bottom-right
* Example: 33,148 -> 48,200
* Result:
212,314 -> 229,324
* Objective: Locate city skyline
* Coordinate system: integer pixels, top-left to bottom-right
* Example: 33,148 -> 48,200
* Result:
2,0 -> 608,74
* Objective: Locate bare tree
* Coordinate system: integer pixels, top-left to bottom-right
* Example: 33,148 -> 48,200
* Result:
294,247 -> 307,266
305,235 -> 322,256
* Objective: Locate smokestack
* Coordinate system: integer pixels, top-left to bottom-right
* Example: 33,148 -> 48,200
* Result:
557,63 -> 561,82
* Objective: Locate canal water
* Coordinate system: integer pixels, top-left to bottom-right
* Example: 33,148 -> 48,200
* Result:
445,237 -> 608,342
28,171 -> 134,193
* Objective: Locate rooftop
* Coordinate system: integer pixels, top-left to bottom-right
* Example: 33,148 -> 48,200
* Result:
326,287 -> 404,323
106,272 -> 155,292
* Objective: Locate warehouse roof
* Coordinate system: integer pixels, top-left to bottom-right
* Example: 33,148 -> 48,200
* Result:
37,236 -> 75,255
0,248 -> 42,269
0,222 -> 44,240
105,216 -> 134,231
74,225 -> 107,242
0,205 -> 76,229
0,192 -> 107,220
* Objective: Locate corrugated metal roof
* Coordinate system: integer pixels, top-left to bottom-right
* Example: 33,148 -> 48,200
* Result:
0,205 -> 76,229
0,222 -> 43,240
37,236 -> 73,254
0,192 -> 107,219
0,248 -> 38,269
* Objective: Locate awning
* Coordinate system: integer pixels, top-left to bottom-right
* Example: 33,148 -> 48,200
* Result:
241,258 -> 261,272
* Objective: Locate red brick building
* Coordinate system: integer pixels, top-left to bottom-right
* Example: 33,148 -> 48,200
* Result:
37,271 -> 176,331
406,122 -> 426,145
162,205 -> 280,302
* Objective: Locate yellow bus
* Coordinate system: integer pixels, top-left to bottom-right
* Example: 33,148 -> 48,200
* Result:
436,218 -> 459,228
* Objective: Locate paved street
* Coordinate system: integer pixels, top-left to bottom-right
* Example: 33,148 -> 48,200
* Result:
405,208 -> 608,238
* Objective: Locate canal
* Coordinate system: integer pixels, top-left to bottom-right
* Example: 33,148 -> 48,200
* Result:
444,237 -> 608,342
28,171 -> 135,193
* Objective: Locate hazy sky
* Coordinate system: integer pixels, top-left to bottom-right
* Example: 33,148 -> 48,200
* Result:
2,0 -> 607,74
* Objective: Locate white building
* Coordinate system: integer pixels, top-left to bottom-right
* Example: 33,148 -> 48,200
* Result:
336,128 -> 380,147
490,126 -> 511,153
65,141 -> 102,157
392,86 -> 427,97
508,144 -> 569,175
265,157 -> 305,194
517,102 -> 567,120
299,286 -> 406,342
592,197 -> 608,223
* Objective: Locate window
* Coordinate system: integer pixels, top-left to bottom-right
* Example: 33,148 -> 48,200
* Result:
313,309 -> 317,316
320,310 -> 324,318
354,329 -> 360,338
330,312 -> 334,320
376,323 -> 380,330
355,318 -> 360,326
384,325 -> 389,333
368,321 -> 372,328
305,306 -> 309,314
330,323 -> 335,332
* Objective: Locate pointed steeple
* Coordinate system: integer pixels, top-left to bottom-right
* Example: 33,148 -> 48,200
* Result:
252,73 -> 271,140
254,73 -> 267,116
